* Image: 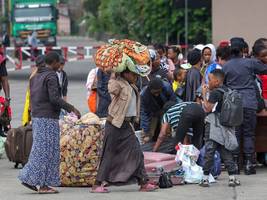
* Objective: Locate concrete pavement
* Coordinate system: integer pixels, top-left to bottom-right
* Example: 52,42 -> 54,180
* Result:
1,37 -> 267,200
1,156 -> 267,200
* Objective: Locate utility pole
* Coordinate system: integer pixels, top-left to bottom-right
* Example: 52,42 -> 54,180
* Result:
184,0 -> 188,56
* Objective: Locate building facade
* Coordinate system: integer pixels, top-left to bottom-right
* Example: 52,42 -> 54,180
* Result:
212,0 -> 267,48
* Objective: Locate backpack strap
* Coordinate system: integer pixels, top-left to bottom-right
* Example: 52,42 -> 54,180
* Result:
216,87 -> 226,94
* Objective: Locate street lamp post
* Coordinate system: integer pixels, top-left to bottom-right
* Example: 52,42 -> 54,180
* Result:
184,0 -> 188,56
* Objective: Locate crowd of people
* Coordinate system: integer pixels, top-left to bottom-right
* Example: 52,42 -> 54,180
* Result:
0,35 -> 266,194
86,37 -> 267,191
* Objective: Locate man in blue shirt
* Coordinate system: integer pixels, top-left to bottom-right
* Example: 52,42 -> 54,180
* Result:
140,78 -> 176,143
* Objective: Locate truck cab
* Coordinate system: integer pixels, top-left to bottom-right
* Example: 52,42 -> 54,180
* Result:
10,0 -> 58,47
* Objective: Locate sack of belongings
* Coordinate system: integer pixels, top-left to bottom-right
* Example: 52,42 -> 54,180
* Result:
95,39 -> 151,77
60,112 -> 105,186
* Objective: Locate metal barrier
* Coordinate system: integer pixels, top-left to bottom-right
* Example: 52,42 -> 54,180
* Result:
2,46 -> 100,72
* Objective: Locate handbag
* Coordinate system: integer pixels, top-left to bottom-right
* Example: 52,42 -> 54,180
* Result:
158,168 -> 173,188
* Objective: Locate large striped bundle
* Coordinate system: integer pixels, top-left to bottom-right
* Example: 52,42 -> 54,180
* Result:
59,113 -> 105,187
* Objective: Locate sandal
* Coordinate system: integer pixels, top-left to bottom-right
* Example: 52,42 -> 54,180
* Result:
139,183 -> 158,192
90,186 -> 110,193
38,186 -> 59,194
21,182 -> 38,192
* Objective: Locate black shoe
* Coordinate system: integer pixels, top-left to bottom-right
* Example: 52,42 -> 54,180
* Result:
233,155 -> 240,175
21,182 -> 38,191
244,154 -> 256,175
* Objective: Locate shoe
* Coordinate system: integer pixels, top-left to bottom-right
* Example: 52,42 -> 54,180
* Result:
233,155 -> 240,175
90,186 -> 110,193
21,182 -> 38,192
199,179 -> 209,187
244,154 -> 256,175
38,186 -> 59,194
139,183 -> 158,192
228,178 -> 241,187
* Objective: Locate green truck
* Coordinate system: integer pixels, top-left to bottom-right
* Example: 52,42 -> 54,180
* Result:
9,0 -> 58,47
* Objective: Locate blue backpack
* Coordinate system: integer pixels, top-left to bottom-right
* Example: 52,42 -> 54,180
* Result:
197,145 -> 221,178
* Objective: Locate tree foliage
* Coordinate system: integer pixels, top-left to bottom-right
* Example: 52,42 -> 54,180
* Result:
83,0 -> 211,44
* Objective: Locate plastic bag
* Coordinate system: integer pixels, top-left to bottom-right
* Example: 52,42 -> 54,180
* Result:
183,164 -> 215,184
0,136 -> 6,159
175,143 -> 215,184
175,144 -> 200,167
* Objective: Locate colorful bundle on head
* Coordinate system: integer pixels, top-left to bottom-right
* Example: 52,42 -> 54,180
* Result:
94,39 -> 151,76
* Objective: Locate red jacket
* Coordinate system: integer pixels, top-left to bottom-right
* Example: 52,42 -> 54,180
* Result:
259,75 -> 267,99
0,96 -> 12,117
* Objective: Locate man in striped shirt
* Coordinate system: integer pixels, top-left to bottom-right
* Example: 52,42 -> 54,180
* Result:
153,101 -> 205,152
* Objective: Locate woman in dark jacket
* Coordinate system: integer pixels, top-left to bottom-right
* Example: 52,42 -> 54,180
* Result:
18,52 -> 81,194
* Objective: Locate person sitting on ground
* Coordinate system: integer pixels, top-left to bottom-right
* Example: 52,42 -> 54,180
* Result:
91,69 -> 158,193
200,69 -> 240,187
153,101 -> 205,153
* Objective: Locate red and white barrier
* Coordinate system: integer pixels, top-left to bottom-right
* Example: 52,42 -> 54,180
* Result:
3,46 -> 99,72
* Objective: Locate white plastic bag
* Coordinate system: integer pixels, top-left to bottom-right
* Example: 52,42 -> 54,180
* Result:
175,144 -> 200,167
0,137 -> 6,159
175,143 -> 215,184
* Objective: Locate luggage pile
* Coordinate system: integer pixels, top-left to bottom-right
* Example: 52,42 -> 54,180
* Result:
95,39 -> 151,76
60,113 -> 105,187
144,152 -> 185,185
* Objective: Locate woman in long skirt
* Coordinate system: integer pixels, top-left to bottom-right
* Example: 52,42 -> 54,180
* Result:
18,52 -> 80,194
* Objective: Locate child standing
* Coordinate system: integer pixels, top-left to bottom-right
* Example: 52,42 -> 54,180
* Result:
185,49 -> 202,102
91,69 -> 158,193
200,69 -> 240,187
172,67 -> 187,101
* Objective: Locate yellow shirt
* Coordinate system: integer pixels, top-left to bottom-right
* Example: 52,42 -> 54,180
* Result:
172,81 -> 181,92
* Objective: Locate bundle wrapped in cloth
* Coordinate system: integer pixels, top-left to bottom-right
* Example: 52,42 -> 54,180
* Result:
95,39 -> 151,76
60,113 -> 105,187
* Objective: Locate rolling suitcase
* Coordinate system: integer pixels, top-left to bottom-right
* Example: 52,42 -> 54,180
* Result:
4,125 -> 33,168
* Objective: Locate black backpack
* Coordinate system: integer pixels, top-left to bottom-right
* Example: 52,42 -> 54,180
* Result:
217,88 -> 243,127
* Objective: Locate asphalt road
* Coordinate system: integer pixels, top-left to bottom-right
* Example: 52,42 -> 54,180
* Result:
7,37 -> 101,127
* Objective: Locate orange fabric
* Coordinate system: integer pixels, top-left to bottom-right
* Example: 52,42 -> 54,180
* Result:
95,39 -> 149,72
88,91 -> 97,113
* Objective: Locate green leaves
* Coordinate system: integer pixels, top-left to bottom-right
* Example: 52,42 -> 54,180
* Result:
83,0 -> 211,44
